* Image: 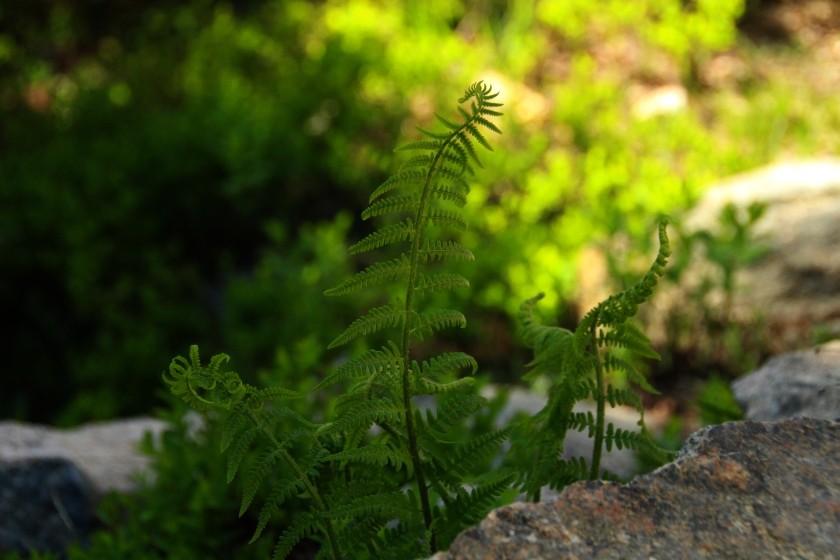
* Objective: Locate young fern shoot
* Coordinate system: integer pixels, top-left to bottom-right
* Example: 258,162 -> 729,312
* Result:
323,81 -> 508,551
515,219 -> 673,501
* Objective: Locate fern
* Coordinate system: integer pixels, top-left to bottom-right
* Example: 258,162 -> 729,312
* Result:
323,81 -> 505,551
514,219 -> 673,501
164,345 -> 342,559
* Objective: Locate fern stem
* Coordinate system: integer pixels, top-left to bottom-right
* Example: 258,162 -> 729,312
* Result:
243,408 -> 342,560
588,316 -> 606,481
399,112 -> 475,550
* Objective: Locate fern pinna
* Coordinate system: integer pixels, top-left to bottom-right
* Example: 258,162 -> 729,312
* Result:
321,81 -> 510,553
514,219 -> 673,501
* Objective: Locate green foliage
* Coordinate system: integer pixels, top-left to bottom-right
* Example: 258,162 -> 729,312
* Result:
164,82 -> 509,559
513,220 -> 673,501
657,202 -> 771,378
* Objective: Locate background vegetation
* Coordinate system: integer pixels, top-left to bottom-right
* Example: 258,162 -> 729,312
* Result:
6,0 -> 837,427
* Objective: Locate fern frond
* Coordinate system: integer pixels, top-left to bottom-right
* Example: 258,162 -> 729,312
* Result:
328,304 -> 404,348
414,272 -> 470,295
324,255 -> 411,296
326,444 -> 412,474
395,140 -> 443,153
369,170 -> 426,203
410,309 -> 466,340
434,469 -> 515,547
598,322 -> 659,359
250,477 -> 305,544
605,385 -> 643,411
441,426 -> 514,478
326,491 -> 418,522
602,352 -> 659,395
361,194 -> 421,220
426,209 -> 467,231
604,423 -> 649,452
418,393 -> 489,439
226,425 -> 258,483
414,352 -> 478,382
347,220 -> 414,255
240,446 -> 283,516
429,185 -> 468,207
314,343 -> 402,391
414,376 -> 476,395
546,456 -> 590,490
464,122 -> 493,151
272,512 -> 320,560
220,404 -> 249,453
317,399 -> 403,436
418,240 -> 474,262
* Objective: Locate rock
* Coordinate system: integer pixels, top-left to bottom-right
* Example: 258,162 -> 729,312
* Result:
0,417 -> 168,556
732,340 -> 840,421
675,158 -> 840,353
0,458 -> 93,557
0,416 -> 167,499
432,417 -> 839,560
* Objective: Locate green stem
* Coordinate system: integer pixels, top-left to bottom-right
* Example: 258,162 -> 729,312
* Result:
589,317 -> 606,481
399,118 -> 472,551
244,408 -> 341,560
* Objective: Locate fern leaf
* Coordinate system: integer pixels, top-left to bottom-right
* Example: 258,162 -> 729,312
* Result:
326,444 -> 412,474
314,343 -> 402,391
414,376 -> 476,395
369,170 -> 426,203
426,209 -> 467,232
348,220 -> 414,255
240,447 -> 283,516
415,272 -> 470,295
602,352 -> 659,395
400,154 -> 433,170
418,240 -> 474,262
441,426 -> 514,478
415,351 -> 478,381
598,322 -> 659,360
324,255 -> 411,296
317,399 -> 403,436
410,309 -> 467,340
430,185 -> 468,207
220,404 -> 249,453
250,477 -> 304,543
361,194 -> 420,220
434,166 -> 471,194
473,115 -> 502,135
464,122 -> 493,151
324,491 -> 418,521
419,393 -> 489,438
225,425 -> 258,483
434,112 -> 461,131
453,131 -> 482,167
272,512 -> 320,560
328,304 -> 404,348
395,140 -> 443,153
547,456 -> 590,490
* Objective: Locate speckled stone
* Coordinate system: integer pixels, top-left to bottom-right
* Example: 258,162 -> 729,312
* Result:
732,341 -> 840,421
0,458 -> 92,556
432,418 -> 839,560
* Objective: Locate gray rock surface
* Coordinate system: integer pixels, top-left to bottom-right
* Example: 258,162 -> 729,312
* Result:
733,340 -> 840,421
665,158 -> 840,352
0,458 -> 93,556
432,417 -> 839,560
0,417 -> 167,498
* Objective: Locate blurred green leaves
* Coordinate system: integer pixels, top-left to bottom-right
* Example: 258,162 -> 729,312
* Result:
4,0 -> 830,423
